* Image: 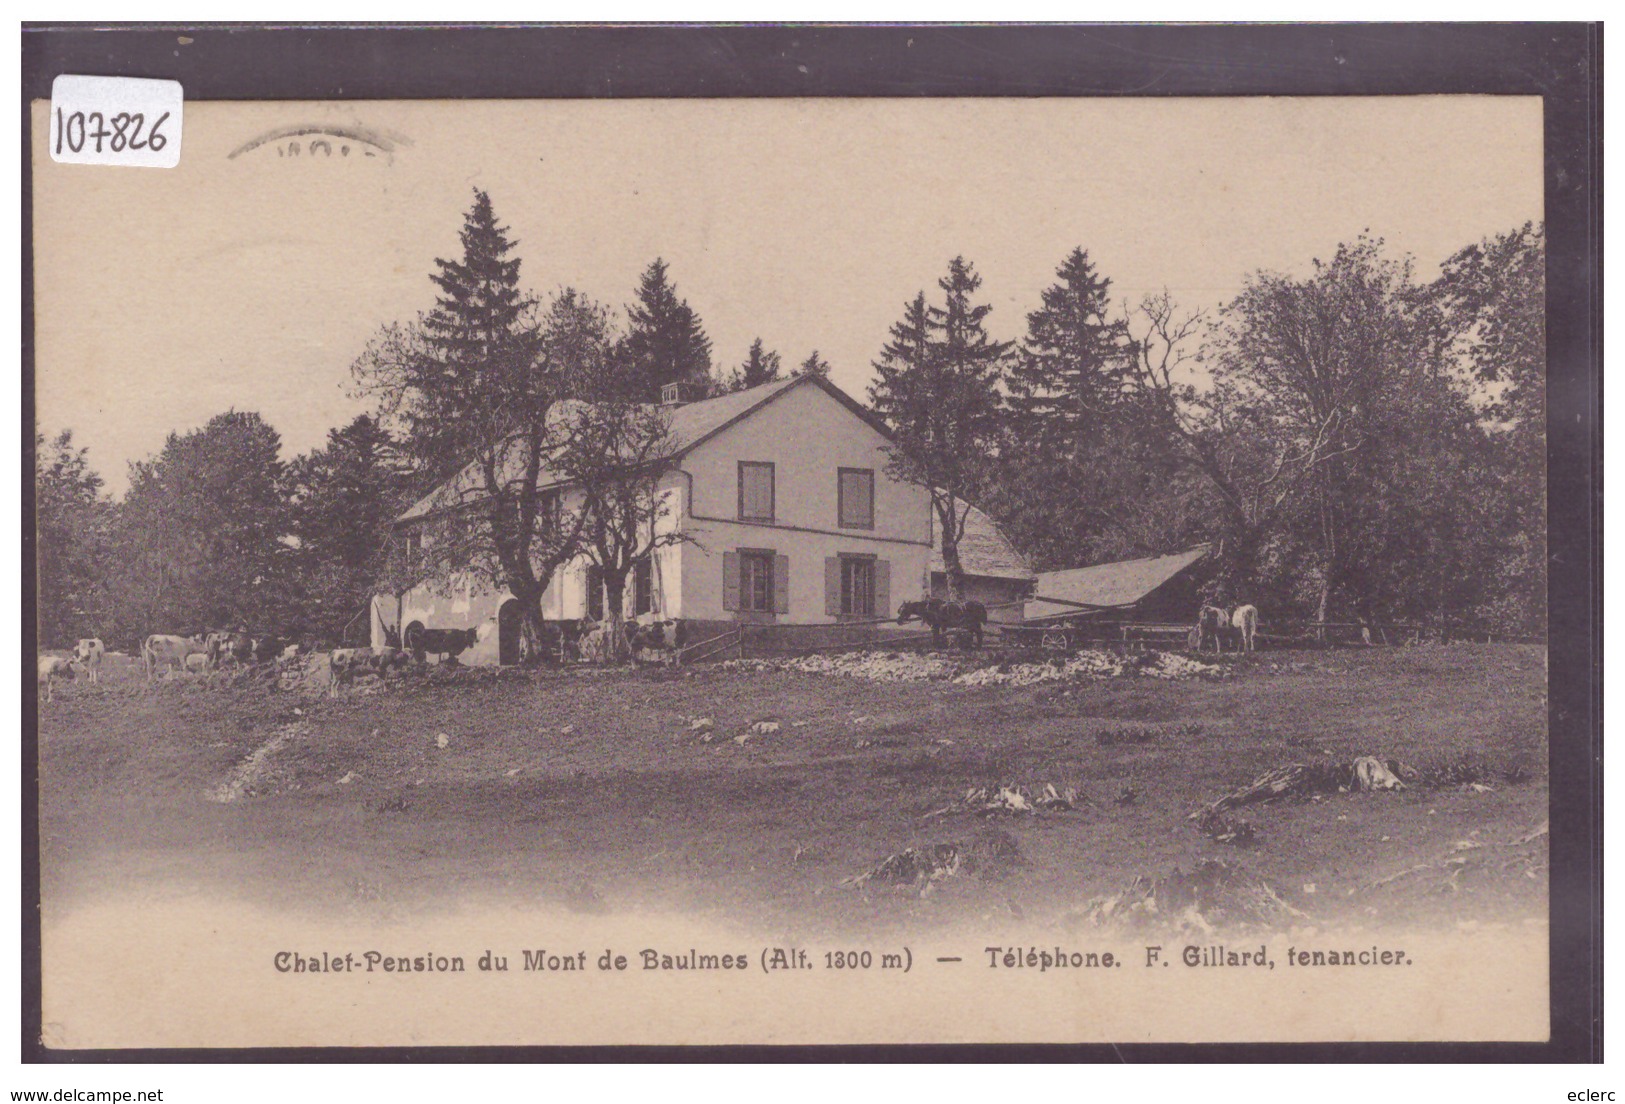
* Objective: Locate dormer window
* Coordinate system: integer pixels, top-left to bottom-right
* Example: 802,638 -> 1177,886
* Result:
661,380 -> 705,406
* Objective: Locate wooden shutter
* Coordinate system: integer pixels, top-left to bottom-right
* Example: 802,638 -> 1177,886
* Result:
774,554 -> 790,614
825,557 -> 842,617
874,559 -> 891,619
722,552 -> 740,612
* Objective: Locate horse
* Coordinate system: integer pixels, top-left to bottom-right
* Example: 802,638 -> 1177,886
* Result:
1229,604 -> 1259,652
897,597 -> 988,649
1196,606 -> 1229,654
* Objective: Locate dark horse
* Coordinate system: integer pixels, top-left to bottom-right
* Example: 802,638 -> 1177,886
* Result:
897,597 -> 988,648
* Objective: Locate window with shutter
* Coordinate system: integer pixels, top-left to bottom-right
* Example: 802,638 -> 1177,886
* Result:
738,551 -> 774,612
838,468 -> 875,529
738,461 -> 775,521
840,556 -> 875,617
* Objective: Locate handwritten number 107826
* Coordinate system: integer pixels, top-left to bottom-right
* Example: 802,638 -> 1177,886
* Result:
55,108 -> 170,155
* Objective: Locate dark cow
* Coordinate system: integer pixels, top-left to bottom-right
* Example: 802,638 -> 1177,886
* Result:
206,630 -> 254,669
897,597 -> 988,649
629,620 -> 680,651
249,636 -> 288,665
405,624 -> 479,664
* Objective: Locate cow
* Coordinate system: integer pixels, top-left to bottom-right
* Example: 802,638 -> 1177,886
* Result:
370,646 -> 413,673
143,634 -> 208,680
577,622 -> 611,663
897,597 -> 988,649
38,656 -> 74,702
1230,604 -> 1259,653
407,626 -> 479,665
328,647 -> 371,694
1196,606 -> 1229,654
544,621 -> 588,663
249,636 -> 287,665
73,638 -> 105,684
206,630 -> 254,669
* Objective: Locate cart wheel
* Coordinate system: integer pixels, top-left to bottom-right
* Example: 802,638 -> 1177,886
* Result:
1041,629 -> 1068,652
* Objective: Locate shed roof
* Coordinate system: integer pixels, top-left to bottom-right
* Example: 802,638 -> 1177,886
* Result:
1024,544 -> 1211,620
929,503 -> 1032,582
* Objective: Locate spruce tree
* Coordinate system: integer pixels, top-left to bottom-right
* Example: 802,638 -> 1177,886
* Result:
796,350 -> 831,378
1006,247 -> 1134,434
991,247 -> 1139,571
397,190 -> 544,483
615,258 -> 714,401
868,259 -> 1010,598
721,337 -> 783,393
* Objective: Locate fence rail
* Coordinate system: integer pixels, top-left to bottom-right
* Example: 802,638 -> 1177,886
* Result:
676,626 -> 742,665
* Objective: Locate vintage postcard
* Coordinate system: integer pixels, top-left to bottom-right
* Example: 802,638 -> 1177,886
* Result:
30,91 -> 1552,1049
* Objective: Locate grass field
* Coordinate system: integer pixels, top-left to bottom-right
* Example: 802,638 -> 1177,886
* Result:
36,643 -> 1548,939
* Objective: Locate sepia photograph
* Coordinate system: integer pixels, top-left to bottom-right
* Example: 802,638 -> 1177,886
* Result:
22,25 -> 1595,1057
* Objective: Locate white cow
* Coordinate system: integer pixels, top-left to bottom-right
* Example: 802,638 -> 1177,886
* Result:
143,634 -> 208,679
38,656 -> 74,702
577,623 -> 610,663
73,638 -> 105,684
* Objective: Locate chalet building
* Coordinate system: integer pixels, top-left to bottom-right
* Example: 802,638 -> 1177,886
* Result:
371,374 -> 1030,665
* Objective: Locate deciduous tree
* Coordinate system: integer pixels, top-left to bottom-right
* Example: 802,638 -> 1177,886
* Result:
34,429 -> 112,647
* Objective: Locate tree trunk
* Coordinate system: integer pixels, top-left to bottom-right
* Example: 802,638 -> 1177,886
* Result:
603,569 -> 631,662
1314,484 -> 1339,637
935,498 -> 965,602
511,581 -> 547,665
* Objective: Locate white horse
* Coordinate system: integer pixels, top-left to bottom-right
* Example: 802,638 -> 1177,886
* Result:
1230,604 -> 1259,653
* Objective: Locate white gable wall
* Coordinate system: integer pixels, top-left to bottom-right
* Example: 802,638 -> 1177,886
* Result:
673,381 -> 933,623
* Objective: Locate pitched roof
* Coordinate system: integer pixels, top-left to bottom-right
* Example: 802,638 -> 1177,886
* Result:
1024,545 -> 1211,620
930,503 -> 1032,582
396,374 -> 871,524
